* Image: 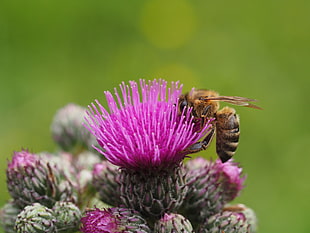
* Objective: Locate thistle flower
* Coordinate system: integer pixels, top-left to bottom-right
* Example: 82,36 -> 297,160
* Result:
80,207 -> 151,233
154,213 -> 193,233
180,157 -> 245,226
85,79 -> 213,218
14,203 -> 57,233
6,150 -> 75,209
85,79 -> 212,171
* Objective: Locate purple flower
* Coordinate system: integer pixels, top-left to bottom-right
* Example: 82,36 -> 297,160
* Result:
85,79 -> 212,171
215,159 -> 245,202
80,209 -> 119,233
8,150 -> 37,170
80,208 -> 151,233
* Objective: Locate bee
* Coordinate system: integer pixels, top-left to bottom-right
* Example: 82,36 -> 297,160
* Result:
179,89 -> 261,163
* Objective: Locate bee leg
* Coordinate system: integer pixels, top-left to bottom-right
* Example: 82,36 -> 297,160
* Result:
200,105 -> 211,128
185,128 -> 215,154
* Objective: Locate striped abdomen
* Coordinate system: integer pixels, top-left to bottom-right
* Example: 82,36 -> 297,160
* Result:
215,107 -> 240,163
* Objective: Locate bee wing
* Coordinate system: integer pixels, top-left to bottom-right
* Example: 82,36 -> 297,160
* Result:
202,96 -> 262,110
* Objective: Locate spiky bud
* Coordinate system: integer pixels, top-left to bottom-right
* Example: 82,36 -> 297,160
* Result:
222,204 -> 257,233
120,166 -> 187,219
74,151 -> 101,190
51,103 -> 98,153
197,204 -> 257,233
52,201 -> 82,233
180,157 -> 245,226
6,150 -> 75,209
38,152 -> 77,185
75,151 -> 101,171
216,160 -> 245,202
14,203 -> 57,233
0,200 -> 21,233
154,213 -> 193,233
80,207 -> 151,233
92,161 -> 122,206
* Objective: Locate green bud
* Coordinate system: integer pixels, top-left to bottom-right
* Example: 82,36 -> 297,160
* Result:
120,166 -> 187,219
0,200 -> 21,233
198,204 -> 257,233
52,201 -> 81,233
51,103 -> 98,153
7,151 -> 75,209
14,203 -> 57,233
92,161 -> 122,206
154,213 -> 194,233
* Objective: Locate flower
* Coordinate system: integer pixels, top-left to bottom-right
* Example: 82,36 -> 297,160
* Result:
85,79 -> 212,171
80,208 -> 151,233
8,150 -> 37,170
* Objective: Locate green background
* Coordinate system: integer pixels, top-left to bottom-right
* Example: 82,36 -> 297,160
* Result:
1,0 -> 309,232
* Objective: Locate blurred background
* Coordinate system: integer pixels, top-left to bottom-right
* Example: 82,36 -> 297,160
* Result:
0,0 -> 309,232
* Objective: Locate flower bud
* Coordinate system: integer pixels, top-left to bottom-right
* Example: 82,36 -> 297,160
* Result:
0,200 -> 21,233
222,204 -> 257,233
92,161 -> 122,206
51,103 -> 98,153
120,166 -> 187,219
154,213 -> 193,233
14,203 -> 57,233
52,201 -> 82,232
180,157 -> 245,226
6,150 -> 75,209
74,151 -> 101,191
80,207 -> 151,233
198,204 -> 257,233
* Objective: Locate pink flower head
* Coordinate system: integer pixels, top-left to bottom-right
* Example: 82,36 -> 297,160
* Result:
215,159 -> 246,201
80,208 -> 150,233
85,79 -> 212,171
80,208 -> 120,233
8,150 -> 37,170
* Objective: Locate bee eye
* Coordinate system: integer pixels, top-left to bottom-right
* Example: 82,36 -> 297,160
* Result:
180,100 -> 188,111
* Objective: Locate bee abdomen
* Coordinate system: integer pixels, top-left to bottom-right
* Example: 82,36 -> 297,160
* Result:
215,107 -> 240,163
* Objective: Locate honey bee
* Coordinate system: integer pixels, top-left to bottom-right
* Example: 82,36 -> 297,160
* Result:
179,89 -> 261,162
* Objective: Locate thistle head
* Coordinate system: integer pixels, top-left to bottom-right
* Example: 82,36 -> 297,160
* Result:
214,159 -> 246,202
14,203 -> 57,233
8,150 -> 37,170
80,207 -> 151,233
51,103 -> 98,153
92,161 -> 122,207
85,79 -> 212,172
6,150 -> 75,209
154,213 -> 193,233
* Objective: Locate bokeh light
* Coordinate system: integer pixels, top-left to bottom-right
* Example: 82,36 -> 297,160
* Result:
140,0 -> 196,49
